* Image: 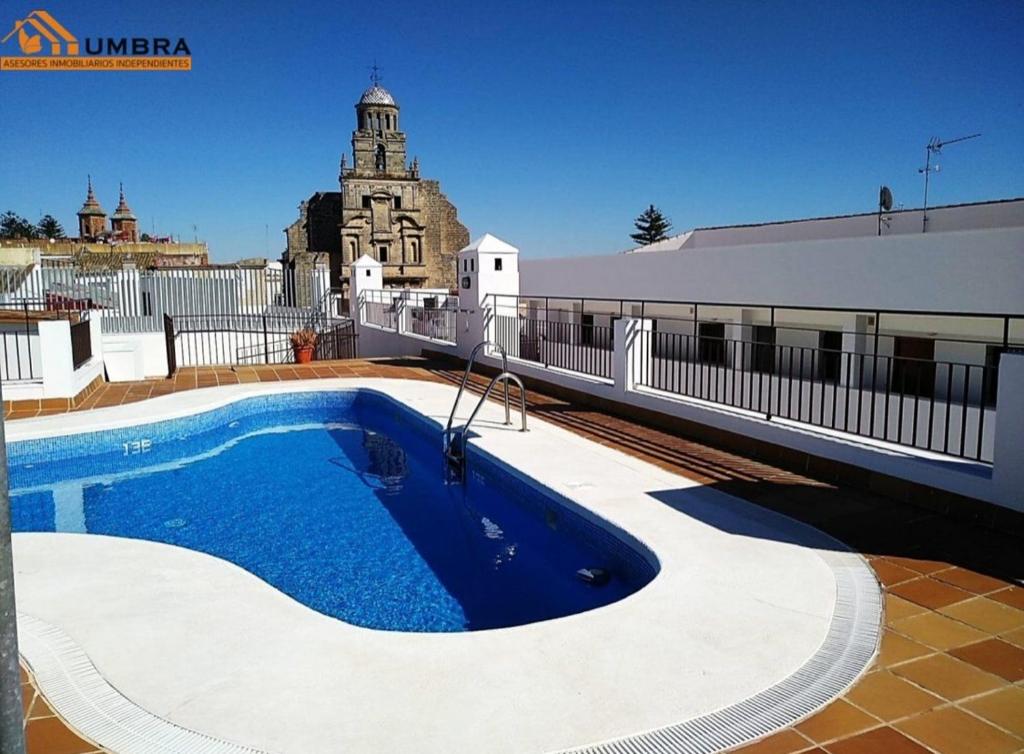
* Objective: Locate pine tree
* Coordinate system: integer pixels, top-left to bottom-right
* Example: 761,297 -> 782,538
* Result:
630,205 -> 672,246
36,215 -> 66,239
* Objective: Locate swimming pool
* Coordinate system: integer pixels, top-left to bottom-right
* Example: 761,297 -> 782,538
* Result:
8,390 -> 655,632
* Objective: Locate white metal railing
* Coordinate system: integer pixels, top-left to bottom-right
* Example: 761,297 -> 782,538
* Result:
0,265 -> 327,334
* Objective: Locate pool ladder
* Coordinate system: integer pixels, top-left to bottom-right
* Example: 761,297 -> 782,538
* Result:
443,341 -> 528,482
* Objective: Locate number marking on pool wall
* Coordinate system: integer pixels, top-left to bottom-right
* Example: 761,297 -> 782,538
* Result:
122,439 -> 152,456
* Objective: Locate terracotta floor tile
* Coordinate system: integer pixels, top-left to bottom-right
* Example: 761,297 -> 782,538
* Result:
877,630 -> 934,667
1000,626 -> 1024,649
889,578 -> 973,610
948,638 -> 1024,682
843,670 -> 943,721
960,686 -> 1024,738
891,653 -> 1004,701
890,611 -> 989,651
932,568 -> 1011,595
24,715 -> 98,754
795,700 -> 881,744
822,725 -> 932,754
872,559 -> 922,588
938,597 -> 1024,635
729,728 -> 815,753
27,694 -> 54,719
884,556 -> 953,576
894,706 -> 1020,754
989,587 -> 1024,612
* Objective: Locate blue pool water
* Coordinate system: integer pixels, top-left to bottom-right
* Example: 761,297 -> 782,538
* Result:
8,391 -> 655,632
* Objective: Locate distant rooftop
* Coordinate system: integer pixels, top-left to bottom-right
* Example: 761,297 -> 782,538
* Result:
625,197 -> 1024,254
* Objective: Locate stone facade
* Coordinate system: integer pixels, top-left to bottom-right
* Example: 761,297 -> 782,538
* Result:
284,80 -> 468,293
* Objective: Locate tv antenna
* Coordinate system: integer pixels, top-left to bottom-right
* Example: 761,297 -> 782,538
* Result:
918,133 -> 980,232
877,185 -> 893,236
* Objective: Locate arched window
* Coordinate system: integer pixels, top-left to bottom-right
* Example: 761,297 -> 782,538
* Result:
375,144 -> 386,172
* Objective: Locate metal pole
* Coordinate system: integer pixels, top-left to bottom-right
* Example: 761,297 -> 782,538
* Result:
921,147 -> 932,233
0,378 -> 27,754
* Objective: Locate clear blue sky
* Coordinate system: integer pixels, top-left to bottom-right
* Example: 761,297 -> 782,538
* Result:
1,0 -> 1022,261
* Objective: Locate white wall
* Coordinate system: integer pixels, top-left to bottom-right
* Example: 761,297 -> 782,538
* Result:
522,227 -> 1024,316
101,332 -> 167,378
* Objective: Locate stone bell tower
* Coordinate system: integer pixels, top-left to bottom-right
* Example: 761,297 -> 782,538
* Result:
110,183 -> 139,242
76,176 -> 107,241
351,68 -> 407,176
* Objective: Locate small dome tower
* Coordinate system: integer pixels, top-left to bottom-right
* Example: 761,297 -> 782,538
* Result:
110,183 -> 139,242
76,176 -> 107,241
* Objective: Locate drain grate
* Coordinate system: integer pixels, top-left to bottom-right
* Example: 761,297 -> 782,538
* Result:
559,526 -> 882,754
18,613 -> 268,754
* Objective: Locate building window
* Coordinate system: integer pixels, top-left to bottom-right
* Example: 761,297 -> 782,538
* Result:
892,336 -> 936,398
362,195 -> 371,209
494,258 -> 503,271
751,325 -> 775,373
818,330 -> 843,383
698,322 -> 726,366
394,195 -> 401,210
470,258 -> 475,272
375,144 -> 386,172
378,245 -> 389,263
984,345 -> 1003,404
411,239 -> 420,263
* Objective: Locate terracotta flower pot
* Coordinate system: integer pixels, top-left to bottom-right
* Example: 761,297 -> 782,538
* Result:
294,346 -> 314,364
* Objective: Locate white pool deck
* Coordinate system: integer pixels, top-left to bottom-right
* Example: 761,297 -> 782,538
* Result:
10,379 -> 881,754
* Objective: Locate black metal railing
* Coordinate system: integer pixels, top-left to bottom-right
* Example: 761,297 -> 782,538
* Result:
493,313 -> 613,380
0,301 -> 38,381
164,311 -> 356,374
0,300 -> 91,382
315,320 -> 358,361
641,331 -> 997,462
486,293 -> 1022,464
70,318 -> 92,369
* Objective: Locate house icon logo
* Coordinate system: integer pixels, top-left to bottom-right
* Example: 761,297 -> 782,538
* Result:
1,10 -> 78,55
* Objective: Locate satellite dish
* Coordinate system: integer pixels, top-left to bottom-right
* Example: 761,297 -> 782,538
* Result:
879,185 -> 893,212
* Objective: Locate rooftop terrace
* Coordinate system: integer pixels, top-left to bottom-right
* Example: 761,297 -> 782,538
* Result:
8,358 -> 1024,754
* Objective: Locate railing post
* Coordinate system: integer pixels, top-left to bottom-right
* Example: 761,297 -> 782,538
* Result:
22,301 -> 31,379
262,314 -> 269,365
993,349 -> 1024,512
766,306 -> 775,419
0,378 -> 27,754
615,317 -> 652,396
543,297 -> 549,368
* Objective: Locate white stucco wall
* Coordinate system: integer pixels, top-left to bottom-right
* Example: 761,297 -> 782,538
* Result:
523,227 -> 1024,316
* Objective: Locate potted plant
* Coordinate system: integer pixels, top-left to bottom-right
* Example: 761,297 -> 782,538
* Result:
291,328 -> 318,364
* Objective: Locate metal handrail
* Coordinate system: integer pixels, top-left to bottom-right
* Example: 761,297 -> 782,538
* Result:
452,371 -> 528,462
445,341 -> 510,434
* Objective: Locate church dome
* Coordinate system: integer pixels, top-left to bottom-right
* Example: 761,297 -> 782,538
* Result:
358,84 -> 396,106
